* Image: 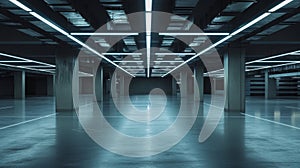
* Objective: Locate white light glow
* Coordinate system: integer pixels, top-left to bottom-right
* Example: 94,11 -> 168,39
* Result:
145,0 -> 152,12
154,61 -> 184,63
155,53 -> 195,56
146,35 -> 151,78
102,53 -> 142,56
114,61 -> 143,63
269,0 -> 293,12
0,60 -> 30,63
159,32 -> 230,36
9,0 -> 32,12
30,12 -> 69,36
70,32 -> 138,36
0,52 -> 55,67
230,12 -> 271,36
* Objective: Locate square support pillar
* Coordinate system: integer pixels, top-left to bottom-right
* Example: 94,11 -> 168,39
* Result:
194,65 -> 204,102
14,71 -> 25,99
265,71 -> 277,99
55,48 -> 79,112
224,47 -> 245,112
95,66 -> 104,101
180,71 -> 188,97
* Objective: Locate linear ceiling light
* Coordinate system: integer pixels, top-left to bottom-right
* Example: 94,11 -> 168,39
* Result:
246,51 -> 297,64
269,0 -> 294,13
113,60 -> 143,63
9,0 -> 32,12
8,1 -> 135,77
70,32 -> 138,36
155,53 -> 196,56
145,0 -> 152,78
159,32 -> 229,36
230,13 -> 271,36
161,0 -> 293,77
0,60 -> 30,63
0,52 -> 55,67
29,12 -> 69,36
102,53 -> 142,56
154,61 -> 184,63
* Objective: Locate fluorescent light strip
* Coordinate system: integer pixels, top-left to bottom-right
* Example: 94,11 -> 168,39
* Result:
246,51 -> 297,64
162,35 -> 232,77
70,32 -> 139,36
145,0 -> 152,12
29,12 -> 69,36
230,13 -> 271,36
159,32 -> 229,36
145,0 -> 152,78
0,63 -> 53,73
162,0 -> 293,77
114,61 -> 143,63
22,65 -> 53,68
259,60 -> 298,63
155,53 -> 196,56
102,53 -> 142,56
9,0 -> 135,77
0,61 -> 30,63
0,52 -> 55,67
146,35 -> 151,78
66,35 -> 134,77
269,0 -> 294,12
154,61 -> 184,63
9,0 -> 32,12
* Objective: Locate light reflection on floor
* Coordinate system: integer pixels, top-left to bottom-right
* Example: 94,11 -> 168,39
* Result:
0,95 -> 299,167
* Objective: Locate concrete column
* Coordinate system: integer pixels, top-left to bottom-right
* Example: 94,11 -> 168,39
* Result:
194,65 -> 204,102
14,71 -> 25,99
172,78 -> 177,96
47,75 -> 55,96
211,78 -> 216,94
95,66 -> 104,101
111,72 -> 118,98
224,47 -> 245,112
180,71 -> 188,97
55,48 -> 79,112
265,71 -> 276,99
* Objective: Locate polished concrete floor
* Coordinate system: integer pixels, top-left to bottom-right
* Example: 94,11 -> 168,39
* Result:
0,95 -> 300,167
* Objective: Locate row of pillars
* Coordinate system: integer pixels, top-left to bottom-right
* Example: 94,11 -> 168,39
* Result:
11,47 -> 247,113
13,71 -> 54,99
54,47 -> 247,112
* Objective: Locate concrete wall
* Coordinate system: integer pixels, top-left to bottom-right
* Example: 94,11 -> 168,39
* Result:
26,76 -> 47,96
0,76 -> 14,98
129,77 -> 172,95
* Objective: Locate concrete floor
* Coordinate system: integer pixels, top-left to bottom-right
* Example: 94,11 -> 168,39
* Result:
0,95 -> 300,167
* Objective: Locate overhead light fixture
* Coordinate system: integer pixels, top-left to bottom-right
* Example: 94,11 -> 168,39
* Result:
145,0 -> 152,12
145,0 -> 152,78
9,0 -> 135,77
162,35 -> 232,77
269,0 -> 293,13
9,0 -> 32,12
113,61 -> 143,63
0,60 -> 30,63
0,52 -> 55,67
154,61 -> 184,63
161,0 -> 293,78
70,32 -> 138,36
29,12 -> 69,36
230,12 -> 271,36
246,51 -> 297,64
102,53 -> 142,56
159,32 -> 229,36
155,53 -> 196,56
